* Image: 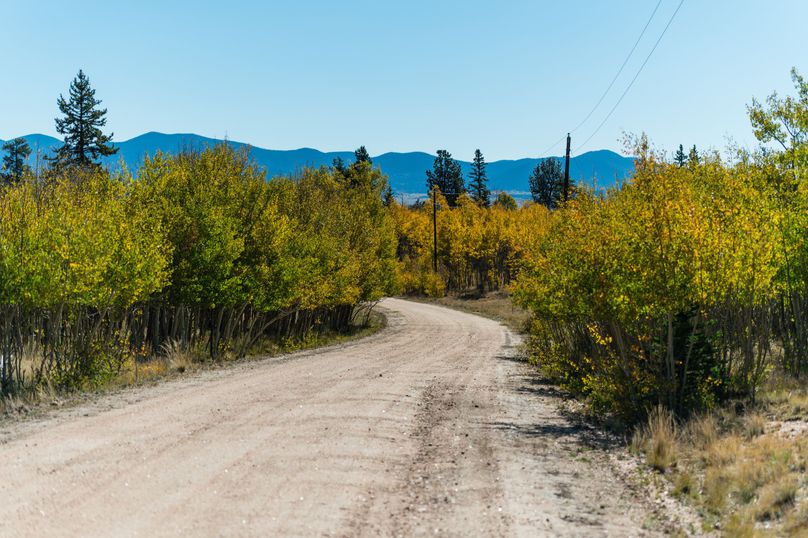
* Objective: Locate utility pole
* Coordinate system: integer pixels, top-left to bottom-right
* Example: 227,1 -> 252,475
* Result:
563,133 -> 571,203
432,187 -> 438,273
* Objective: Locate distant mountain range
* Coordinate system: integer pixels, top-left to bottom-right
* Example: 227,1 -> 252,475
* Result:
0,132 -> 635,197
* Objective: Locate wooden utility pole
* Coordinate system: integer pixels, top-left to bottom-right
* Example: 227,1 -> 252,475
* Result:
432,188 -> 438,272
563,133 -> 571,203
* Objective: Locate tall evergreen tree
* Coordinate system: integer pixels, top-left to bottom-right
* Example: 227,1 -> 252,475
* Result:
528,158 -> 564,209
382,184 -> 395,207
674,144 -> 687,167
426,149 -> 465,207
1,138 -> 32,183
468,149 -> 490,207
688,144 -> 700,166
354,145 -> 371,164
50,70 -> 118,169
332,156 -> 346,173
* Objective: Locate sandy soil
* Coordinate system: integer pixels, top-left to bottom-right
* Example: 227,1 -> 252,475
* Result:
0,298 -> 676,537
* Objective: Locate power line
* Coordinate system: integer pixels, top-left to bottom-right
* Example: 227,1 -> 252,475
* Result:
568,0 -> 664,136
574,0 -> 685,154
537,0 -> 664,157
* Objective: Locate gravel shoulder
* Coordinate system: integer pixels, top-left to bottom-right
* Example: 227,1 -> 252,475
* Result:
0,298 -> 679,537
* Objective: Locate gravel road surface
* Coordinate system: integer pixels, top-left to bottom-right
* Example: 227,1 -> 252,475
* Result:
0,298 -> 667,537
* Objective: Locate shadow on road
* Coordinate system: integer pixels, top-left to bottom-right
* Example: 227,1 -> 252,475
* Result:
488,354 -> 624,451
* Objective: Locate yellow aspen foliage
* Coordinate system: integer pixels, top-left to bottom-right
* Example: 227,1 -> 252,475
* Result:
390,190 -> 553,295
512,147 -> 805,422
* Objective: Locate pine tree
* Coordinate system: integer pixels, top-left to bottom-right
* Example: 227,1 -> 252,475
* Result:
1,137 -> 32,183
688,145 -> 700,166
528,158 -> 564,209
354,146 -> 371,164
426,149 -> 465,207
382,184 -> 395,207
674,144 -> 687,167
468,149 -> 490,207
50,70 -> 118,169
333,156 -> 346,173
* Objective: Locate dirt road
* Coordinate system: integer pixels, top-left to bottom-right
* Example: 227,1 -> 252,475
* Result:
0,298 -> 670,537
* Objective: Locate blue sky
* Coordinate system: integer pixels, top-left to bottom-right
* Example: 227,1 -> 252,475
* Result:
1,0 -> 806,160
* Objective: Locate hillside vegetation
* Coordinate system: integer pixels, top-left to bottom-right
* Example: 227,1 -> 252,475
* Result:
0,146 -> 397,396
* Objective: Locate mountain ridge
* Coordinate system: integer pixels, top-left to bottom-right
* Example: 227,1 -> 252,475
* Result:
0,132 -> 635,195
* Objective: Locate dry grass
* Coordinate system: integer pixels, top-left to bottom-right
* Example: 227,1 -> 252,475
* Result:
671,431 -> 805,534
161,338 -> 196,374
634,406 -> 678,472
783,501 -> 808,535
758,373 -> 808,420
756,476 -> 798,521
685,413 -> 719,450
644,385 -> 808,536
0,394 -> 30,416
742,412 -> 767,439
413,290 -> 530,332
672,470 -> 698,499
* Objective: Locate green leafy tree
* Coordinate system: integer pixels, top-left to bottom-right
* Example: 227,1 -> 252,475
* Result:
1,138 -> 32,183
493,191 -> 518,210
748,67 -> 808,177
468,149 -> 490,207
426,149 -> 465,207
674,144 -> 687,167
747,68 -> 808,366
354,146 -> 371,164
528,158 -> 564,209
51,70 -> 118,169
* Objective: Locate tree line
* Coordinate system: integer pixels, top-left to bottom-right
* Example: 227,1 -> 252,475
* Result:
513,69 -> 808,422
0,68 -> 554,396
391,67 -> 808,424
420,148 -> 569,210
391,193 -> 551,295
6,66 -> 804,429
0,71 -> 399,396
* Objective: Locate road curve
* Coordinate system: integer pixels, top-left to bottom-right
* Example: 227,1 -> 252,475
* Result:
0,298 -> 664,537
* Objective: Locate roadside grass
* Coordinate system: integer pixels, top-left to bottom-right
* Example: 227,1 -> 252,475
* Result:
632,378 -> 808,535
409,289 -> 530,332
632,406 -> 678,472
0,309 -> 386,419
